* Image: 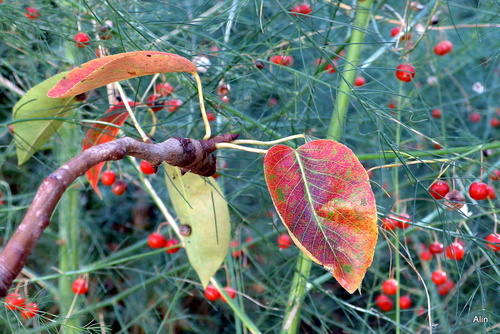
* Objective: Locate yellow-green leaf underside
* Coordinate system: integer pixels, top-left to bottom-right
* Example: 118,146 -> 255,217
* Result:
13,72 -> 77,165
164,164 -> 231,288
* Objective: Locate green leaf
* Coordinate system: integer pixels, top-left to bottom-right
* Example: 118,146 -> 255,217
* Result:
164,164 -> 231,288
13,72 -> 77,165
264,139 -> 378,294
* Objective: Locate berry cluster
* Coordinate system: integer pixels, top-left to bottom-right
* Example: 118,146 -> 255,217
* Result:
203,285 -> 236,303
148,232 -> 181,254
4,293 -> 39,319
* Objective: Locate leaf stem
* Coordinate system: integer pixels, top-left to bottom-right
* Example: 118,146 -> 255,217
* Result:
192,72 -> 212,140
232,134 -> 305,146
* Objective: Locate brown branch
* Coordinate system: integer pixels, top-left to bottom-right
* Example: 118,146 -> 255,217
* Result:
0,133 -> 238,297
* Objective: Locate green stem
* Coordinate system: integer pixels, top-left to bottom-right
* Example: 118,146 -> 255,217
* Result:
280,253 -> 312,334
327,0 -> 374,140
57,123 -> 81,333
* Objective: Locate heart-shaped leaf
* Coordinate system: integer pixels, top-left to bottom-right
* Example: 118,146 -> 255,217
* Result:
47,51 -> 197,99
82,102 -> 137,197
164,164 -> 230,288
264,139 -> 377,293
12,72 -> 77,165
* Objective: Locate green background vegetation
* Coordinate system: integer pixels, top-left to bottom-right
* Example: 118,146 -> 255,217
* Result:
0,0 -> 499,333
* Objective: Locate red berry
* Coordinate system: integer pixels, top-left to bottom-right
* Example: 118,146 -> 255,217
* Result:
431,109 -> 442,118
395,63 -> 416,82
139,160 -> 156,175
277,233 -> 293,249
417,307 -> 427,317
204,285 -> 220,301
72,278 -> 89,295
165,238 -> 181,254
446,242 -> 465,260
230,240 -> 242,258
437,279 -> 454,296
390,26 -> 411,40
74,32 -> 90,48
291,3 -> 312,15
485,233 -> 500,252
165,99 -> 182,112
420,250 -> 432,261
399,295 -> 412,309
395,213 -> 411,229
269,55 -> 294,66
156,82 -> 174,97
325,61 -> 338,74
25,7 -> 41,20
4,293 -> 25,310
433,40 -> 453,56
381,217 -> 397,231
388,103 -> 396,109
101,170 -> 116,186
469,112 -> 481,123
217,84 -> 230,96
382,278 -> 398,295
375,294 -> 394,312
469,182 -> 489,200
429,241 -> 444,254
111,180 -> 127,196
146,94 -> 164,112
491,117 -> 500,128
20,302 -> 39,319
207,113 -> 216,122
382,213 -> 410,230
390,26 -> 401,37
486,185 -> 496,199
221,287 -> 236,303
429,180 -> 450,199
431,270 -> 447,285
489,170 -> 500,181
148,233 -> 166,248
354,76 -> 366,87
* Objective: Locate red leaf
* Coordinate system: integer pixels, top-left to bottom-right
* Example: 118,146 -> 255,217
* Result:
83,102 -> 137,197
48,51 -> 197,98
264,140 -> 378,293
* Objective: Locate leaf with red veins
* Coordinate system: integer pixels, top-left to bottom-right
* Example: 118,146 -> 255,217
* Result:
264,139 -> 378,293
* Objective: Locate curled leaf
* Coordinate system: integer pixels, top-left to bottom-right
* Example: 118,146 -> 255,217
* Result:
48,51 -> 197,99
264,139 -> 378,293
82,102 -> 137,197
13,72 -> 77,165
164,164 -> 230,288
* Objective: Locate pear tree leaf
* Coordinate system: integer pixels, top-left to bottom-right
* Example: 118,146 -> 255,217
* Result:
164,164 -> 231,288
264,139 -> 378,293
13,72 -> 77,165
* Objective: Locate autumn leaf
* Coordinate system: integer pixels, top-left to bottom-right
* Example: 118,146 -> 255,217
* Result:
82,102 -> 137,197
12,72 -> 78,165
263,139 -> 378,293
164,164 -> 231,288
47,51 -> 197,99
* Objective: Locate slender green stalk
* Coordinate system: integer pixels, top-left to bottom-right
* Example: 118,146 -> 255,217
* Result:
280,253 -> 312,334
57,123 -> 81,333
327,0 -> 374,140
